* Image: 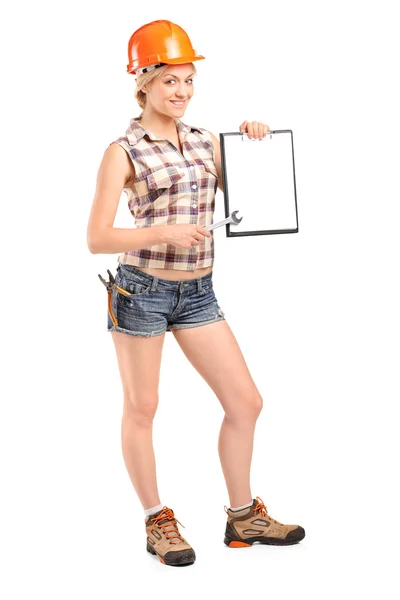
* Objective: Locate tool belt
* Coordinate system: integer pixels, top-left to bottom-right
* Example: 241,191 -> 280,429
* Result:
98,269 -> 132,327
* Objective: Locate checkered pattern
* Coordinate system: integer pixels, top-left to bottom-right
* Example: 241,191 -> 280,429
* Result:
109,115 -> 219,271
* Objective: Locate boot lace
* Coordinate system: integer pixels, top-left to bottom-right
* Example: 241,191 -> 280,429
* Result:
254,496 -> 284,526
151,507 -> 185,545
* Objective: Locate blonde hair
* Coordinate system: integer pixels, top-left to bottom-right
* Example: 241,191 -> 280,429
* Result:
134,63 -> 197,110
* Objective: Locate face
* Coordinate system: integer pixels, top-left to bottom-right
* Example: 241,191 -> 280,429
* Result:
143,63 -> 195,116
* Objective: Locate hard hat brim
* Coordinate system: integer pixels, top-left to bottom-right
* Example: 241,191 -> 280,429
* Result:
129,55 -> 205,75
162,55 -> 205,64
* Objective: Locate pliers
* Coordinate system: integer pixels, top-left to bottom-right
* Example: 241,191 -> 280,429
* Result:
98,269 -> 132,327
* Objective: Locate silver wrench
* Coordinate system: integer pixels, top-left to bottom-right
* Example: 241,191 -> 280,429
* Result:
204,210 -> 243,232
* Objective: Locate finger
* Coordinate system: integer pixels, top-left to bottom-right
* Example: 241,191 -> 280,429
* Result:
249,121 -> 261,140
196,232 -> 207,242
197,227 -> 211,238
253,122 -> 269,139
251,121 -> 260,139
247,121 -> 254,138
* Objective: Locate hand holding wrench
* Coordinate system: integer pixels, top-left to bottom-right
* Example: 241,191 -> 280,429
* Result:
204,210 -> 243,232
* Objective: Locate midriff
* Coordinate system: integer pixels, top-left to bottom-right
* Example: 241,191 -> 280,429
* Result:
134,265 -> 213,281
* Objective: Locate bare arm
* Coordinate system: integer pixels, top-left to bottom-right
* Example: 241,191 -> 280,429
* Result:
86,143 -> 166,254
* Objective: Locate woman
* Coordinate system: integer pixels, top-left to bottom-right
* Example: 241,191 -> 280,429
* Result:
87,19 -> 305,567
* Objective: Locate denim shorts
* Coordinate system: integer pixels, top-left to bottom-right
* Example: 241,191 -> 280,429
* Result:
106,264 -> 226,337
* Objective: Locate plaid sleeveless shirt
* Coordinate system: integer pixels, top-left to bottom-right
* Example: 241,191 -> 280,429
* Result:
109,115 -> 218,271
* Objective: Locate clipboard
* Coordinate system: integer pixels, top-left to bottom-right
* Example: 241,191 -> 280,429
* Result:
219,130 -> 299,236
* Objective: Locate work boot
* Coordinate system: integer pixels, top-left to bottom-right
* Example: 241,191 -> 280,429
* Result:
224,496 -> 305,547
145,505 -> 196,566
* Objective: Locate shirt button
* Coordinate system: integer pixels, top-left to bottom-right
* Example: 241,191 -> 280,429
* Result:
192,203 -> 197,208
191,184 -> 197,190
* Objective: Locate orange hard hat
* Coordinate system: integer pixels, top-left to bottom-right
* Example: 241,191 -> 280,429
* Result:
127,20 -> 205,75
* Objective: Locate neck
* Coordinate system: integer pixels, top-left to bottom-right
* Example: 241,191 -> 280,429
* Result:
138,108 -> 179,137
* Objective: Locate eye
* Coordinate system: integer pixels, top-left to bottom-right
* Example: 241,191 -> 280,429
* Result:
166,78 -> 194,84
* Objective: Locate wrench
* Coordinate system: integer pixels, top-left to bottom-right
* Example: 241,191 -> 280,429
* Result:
204,210 -> 243,232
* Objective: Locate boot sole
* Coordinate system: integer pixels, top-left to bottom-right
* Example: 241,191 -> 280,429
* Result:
146,541 -> 195,566
224,532 -> 305,547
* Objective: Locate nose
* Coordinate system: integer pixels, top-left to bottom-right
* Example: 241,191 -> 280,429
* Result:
177,82 -> 191,96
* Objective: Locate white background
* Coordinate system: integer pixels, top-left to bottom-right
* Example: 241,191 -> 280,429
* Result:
1,1 -> 399,598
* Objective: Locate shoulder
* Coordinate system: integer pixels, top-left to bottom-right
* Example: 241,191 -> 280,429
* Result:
207,131 -> 219,147
106,138 -> 132,162
197,129 -> 220,156
104,138 -> 136,183
191,126 -> 214,141
189,126 -> 220,152
108,136 -> 131,152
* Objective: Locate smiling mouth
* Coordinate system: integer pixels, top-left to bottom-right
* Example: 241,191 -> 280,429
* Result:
170,100 -> 186,106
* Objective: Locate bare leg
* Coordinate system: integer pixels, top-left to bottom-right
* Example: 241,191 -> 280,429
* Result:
172,321 -> 263,508
218,415 -> 258,507
111,331 -> 166,509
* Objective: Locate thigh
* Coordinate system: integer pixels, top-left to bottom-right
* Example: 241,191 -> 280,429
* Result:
171,321 -> 263,419
110,330 -> 166,415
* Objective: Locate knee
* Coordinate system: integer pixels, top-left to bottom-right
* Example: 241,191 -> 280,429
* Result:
247,394 -> 263,420
123,393 -> 159,426
253,395 -> 263,416
227,394 -> 263,424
